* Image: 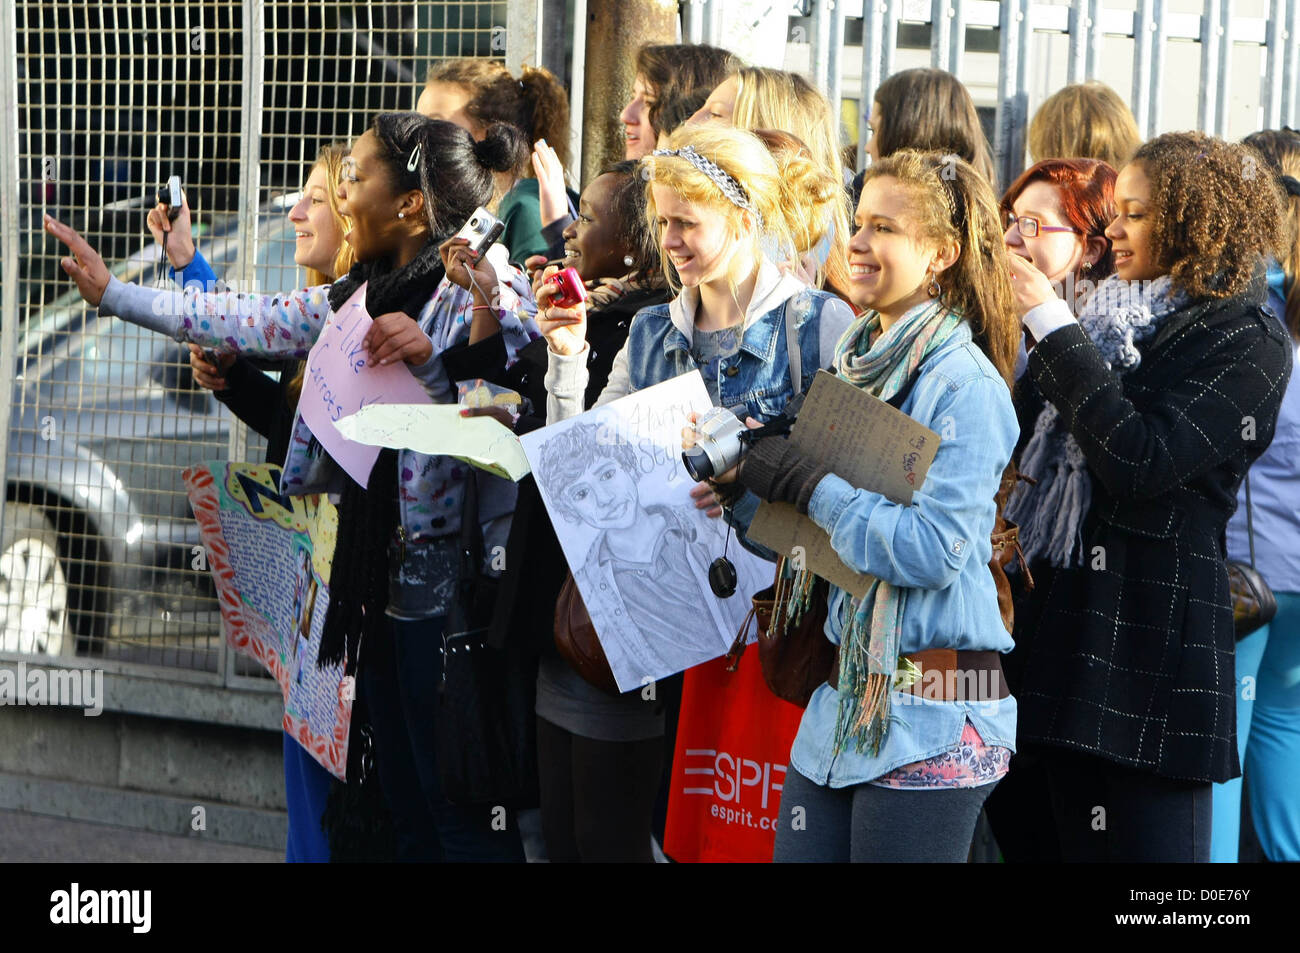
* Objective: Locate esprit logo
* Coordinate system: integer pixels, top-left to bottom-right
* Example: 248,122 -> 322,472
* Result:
680,749 -> 786,809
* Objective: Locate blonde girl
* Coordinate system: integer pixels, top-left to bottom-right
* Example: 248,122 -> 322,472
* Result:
712,150 -> 1022,862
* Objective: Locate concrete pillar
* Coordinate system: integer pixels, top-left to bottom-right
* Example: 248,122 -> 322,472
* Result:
580,0 -> 679,188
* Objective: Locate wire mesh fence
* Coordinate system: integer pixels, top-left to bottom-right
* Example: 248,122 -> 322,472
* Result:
1,0 -> 507,681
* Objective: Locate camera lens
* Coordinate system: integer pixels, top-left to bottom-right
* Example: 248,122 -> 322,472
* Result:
681,447 -> 713,483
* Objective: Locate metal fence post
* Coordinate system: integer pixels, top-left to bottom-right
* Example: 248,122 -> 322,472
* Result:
1264,0 -> 1287,130
1148,0 -> 1168,137
994,0 -> 1029,191
1199,0 -> 1223,134
1285,0 -> 1300,127
0,0 -> 18,549
1132,0 -> 1155,137
932,0 -> 952,72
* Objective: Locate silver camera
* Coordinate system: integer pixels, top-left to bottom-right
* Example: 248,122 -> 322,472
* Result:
682,407 -> 749,482
453,206 -> 506,257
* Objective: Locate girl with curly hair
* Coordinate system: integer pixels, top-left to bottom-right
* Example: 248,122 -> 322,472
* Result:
1004,131 -> 1293,862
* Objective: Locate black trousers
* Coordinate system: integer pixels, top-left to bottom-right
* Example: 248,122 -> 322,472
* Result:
1036,747 -> 1213,863
535,716 -> 663,863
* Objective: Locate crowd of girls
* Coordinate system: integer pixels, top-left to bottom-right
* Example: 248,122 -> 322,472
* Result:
44,47 -> 1299,864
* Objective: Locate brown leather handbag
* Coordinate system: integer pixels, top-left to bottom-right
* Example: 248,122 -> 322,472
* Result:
1227,474 -> 1277,640
727,559 -> 835,708
553,571 -> 621,695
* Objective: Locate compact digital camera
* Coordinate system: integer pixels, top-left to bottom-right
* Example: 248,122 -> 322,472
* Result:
453,206 -> 506,257
157,175 -> 182,222
682,406 -> 750,482
544,266 -> 587,309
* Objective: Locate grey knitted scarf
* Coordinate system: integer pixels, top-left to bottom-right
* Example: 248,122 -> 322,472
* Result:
1005,274 -> 1188,568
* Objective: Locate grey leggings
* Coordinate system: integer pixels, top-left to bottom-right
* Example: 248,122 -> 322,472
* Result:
773,768 -> 998,862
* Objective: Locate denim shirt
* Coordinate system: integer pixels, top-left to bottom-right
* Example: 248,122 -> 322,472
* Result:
730,319 -> 1020,787
545,260 -> 855,422
1225,261 -> 1300,591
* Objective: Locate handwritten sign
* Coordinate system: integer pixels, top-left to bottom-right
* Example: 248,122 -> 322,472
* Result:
337,403 -> 532,481
298,283 -> 434,487
747,370 -> 940,598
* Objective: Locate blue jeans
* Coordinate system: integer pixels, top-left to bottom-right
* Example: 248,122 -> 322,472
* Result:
1245,591 -> 1300,861
1210,625 -> 1268,862
362,615 -> 524,862
283,730 -> 333,863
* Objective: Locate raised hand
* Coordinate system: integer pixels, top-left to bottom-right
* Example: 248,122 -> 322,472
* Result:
146,191 -> 197,269
535,264 -> 588,357
531,138 -> 569,228
44,214 -> 111,307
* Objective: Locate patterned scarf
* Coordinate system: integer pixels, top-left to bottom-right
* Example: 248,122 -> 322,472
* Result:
821,298 -> 963,755
1004,274 -> 1188,569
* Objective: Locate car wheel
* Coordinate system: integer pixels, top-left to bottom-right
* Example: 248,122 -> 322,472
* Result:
0,503 -> 74,657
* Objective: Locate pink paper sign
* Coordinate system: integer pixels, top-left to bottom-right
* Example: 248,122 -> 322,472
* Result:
298,283 -> 433,486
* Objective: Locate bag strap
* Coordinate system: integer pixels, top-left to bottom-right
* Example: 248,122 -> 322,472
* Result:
783,294 -> 803,396
1245,472 -> 1257,569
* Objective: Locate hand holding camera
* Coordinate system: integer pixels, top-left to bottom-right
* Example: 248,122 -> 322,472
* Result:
146,176 -> 196,270
536,263 -> 589,357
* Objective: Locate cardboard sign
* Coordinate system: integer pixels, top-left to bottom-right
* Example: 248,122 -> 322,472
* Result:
297,283 -> 433,486
746,370 -> 940,598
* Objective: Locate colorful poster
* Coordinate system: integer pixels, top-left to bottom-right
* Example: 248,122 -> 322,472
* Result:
298,283 -> 434,487
518,372 -> 771,693
184,461 -> 350,780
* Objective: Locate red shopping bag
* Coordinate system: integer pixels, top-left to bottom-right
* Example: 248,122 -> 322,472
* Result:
664,648 -> 806,863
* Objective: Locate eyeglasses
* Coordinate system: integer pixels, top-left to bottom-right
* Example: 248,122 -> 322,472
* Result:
1005,212 -> 1079,238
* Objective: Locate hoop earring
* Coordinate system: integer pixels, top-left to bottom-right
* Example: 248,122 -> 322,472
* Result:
927,271 -> 942,298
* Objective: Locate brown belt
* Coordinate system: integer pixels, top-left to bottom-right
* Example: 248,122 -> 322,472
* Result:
827,647 -> 1009,701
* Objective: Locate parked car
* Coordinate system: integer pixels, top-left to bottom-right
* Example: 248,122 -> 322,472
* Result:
2,201 -> 301,658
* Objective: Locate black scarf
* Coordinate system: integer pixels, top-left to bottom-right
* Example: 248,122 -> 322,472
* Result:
318,238 -> 448,672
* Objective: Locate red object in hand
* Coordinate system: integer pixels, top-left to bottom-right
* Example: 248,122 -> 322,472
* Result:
545,266 -> 587,309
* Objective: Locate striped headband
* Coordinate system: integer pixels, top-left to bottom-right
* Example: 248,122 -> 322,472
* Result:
652,145 -> 764,228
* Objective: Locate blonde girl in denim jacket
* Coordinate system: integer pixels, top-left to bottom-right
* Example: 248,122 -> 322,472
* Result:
706,150 -> 1022,862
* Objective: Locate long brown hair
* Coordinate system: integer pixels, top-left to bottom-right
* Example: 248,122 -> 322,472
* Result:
864,150 -> 1019,386
1243,129 -> 1300,340
871,69 -> 996,185
635,43 -> 736,137
1028,82 -> 1141,168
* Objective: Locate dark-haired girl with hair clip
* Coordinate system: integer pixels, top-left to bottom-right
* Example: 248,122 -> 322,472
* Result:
46,113 -> 540,863
1004,131 -> 1293,862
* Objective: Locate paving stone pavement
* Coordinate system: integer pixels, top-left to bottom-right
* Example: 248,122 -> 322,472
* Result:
0,809 -> 282,863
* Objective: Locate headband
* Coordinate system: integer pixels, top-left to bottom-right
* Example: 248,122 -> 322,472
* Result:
651,145 -> 763,228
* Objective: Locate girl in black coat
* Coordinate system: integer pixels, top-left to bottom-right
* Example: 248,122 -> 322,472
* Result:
1003,132 -> 1293,862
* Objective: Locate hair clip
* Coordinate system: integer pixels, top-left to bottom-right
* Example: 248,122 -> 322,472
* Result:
407,142 -> 422,172
1280,174 -> 1300,197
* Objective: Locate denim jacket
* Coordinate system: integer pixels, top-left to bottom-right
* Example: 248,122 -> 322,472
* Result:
545,260 -> 855,422
730,318 -> 1021,787
99,265 -> 539,551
